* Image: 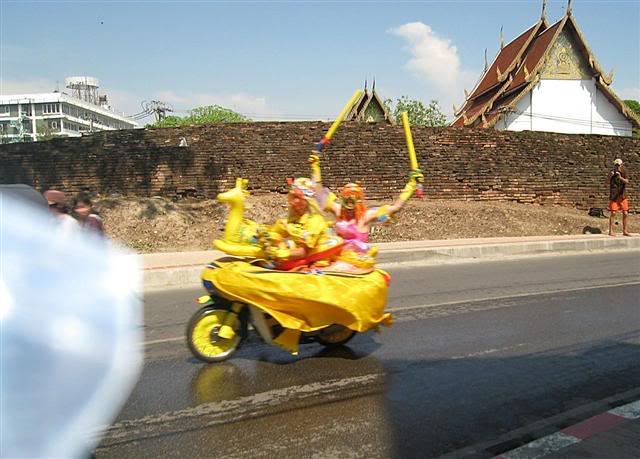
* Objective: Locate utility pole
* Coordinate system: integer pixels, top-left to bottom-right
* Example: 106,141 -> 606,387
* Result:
142,100 -> 173,122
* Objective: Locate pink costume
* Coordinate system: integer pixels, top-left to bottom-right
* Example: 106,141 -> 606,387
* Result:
334,221 -> 370,253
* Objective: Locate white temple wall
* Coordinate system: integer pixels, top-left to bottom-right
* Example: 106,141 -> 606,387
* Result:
591,86 -> 632,136
501,92 -> 533,131
499,79 -> 632,136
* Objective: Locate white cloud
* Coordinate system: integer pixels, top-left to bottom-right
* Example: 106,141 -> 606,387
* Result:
389,22 -> 461,90
388,22 -> 478,117
154,90 -> 281,119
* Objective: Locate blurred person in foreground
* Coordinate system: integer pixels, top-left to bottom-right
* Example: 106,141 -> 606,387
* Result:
0,190 -> 142,458
43,189 -> 78,232
74,192 -> 105,236
608,158 -> 631,237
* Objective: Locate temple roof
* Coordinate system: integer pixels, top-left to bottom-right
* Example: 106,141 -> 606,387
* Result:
345,84 -> 395,124
452,11 -> 640,129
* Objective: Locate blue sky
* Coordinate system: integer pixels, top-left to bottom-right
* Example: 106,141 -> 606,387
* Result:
1,0 -> 638,123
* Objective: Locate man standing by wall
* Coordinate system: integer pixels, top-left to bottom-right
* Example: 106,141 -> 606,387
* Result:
608,159 -> 631,236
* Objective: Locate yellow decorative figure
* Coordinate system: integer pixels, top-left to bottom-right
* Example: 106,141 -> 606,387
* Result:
213,178 -> 265,257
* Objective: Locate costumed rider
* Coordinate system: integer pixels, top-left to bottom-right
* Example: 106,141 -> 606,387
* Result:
264,177 -> 344,270
309,154 -> 423,271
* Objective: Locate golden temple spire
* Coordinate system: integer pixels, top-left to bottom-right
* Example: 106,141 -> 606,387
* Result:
500,25 -> 504,50
541,0 -> 547,19
484,48 -> 488,72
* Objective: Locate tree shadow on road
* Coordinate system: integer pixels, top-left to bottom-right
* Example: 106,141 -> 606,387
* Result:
381,335 -> 640,458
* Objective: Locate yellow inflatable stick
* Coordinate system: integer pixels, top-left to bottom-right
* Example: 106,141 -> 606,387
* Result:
316,89 -> 363,151
401,111 -> 424,197
401,111 -> 418,170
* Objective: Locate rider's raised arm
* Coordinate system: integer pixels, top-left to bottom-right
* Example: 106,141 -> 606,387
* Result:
309,153 -> 341,217
364,170 -> 424,224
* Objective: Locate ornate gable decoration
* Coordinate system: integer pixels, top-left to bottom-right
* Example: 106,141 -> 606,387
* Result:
345,85 -> 395,124
541,29 -> 592,79
452,5 -> 640,130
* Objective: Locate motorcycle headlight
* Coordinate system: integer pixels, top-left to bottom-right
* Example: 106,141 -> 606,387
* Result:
202,280 -> 214,292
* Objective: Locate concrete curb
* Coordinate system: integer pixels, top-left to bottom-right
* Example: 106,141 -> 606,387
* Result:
142,236 -> 640,292
495,400 -> 640,459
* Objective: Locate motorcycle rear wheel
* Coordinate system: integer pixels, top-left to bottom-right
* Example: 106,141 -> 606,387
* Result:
187,308 -> 242,363
316,324 -> 356,347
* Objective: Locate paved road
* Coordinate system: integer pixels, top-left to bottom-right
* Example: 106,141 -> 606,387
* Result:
97,252 -> 640,458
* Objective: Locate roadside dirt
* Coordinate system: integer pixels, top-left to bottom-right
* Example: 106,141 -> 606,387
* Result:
95,194 -> 637,253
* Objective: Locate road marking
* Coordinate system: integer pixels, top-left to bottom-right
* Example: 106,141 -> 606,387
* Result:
142,336 -> 184,346
497,400 -> 640,458
142,281 -> 640,347
389,281 -> 640,313
96,373 -> 384,447
450,343 -> 527,360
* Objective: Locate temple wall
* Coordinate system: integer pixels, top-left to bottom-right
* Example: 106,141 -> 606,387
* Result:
0,122 -> 638,210
593,85 -> 631,136
502,79 -> 632,136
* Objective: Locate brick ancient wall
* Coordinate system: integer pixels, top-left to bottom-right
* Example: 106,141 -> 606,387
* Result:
1,122 -> 638,209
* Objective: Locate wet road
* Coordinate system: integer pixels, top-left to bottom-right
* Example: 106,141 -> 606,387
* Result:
97,252 -> 640,458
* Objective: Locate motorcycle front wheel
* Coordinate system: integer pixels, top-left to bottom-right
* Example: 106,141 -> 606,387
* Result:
315,324 -> 356,347
187,307 -> 242,363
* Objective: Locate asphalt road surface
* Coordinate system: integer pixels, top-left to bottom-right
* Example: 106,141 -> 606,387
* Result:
96,251 -> 640,458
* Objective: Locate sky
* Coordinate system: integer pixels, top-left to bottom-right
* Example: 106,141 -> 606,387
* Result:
1,0 -> 638,124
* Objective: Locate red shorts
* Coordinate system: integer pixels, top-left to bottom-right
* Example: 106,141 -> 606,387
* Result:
609,198 -> 629,212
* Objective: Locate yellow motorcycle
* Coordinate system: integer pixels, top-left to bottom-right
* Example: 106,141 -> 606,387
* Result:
186,179 -> 392,363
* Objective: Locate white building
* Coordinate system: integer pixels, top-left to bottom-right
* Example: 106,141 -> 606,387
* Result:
0,76 -> 139,142
452,4 -> 639,136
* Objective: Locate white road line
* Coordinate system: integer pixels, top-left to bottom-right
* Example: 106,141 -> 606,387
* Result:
389,280 -> 640,313
97,373 -> 383,444
142,281 -> 640,347
142,336 -> 184,346
450,343 -> 527,360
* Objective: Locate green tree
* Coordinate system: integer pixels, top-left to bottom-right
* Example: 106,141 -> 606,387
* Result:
624,99 -> 640,117
36,120 -> 55,141
150,105 -> 250,128
624,100 -> 640,138
384,96 -> 448,127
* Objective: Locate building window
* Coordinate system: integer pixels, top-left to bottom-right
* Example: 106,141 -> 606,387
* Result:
50,121 -> 58,129
43,103 -> 60,114
0,106 -> 9,116
0,124 -> 4,131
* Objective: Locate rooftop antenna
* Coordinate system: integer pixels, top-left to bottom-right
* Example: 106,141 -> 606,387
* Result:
65,76 -> 100,105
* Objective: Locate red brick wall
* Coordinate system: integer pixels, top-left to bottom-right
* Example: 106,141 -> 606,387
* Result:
1,122 -> 637,209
